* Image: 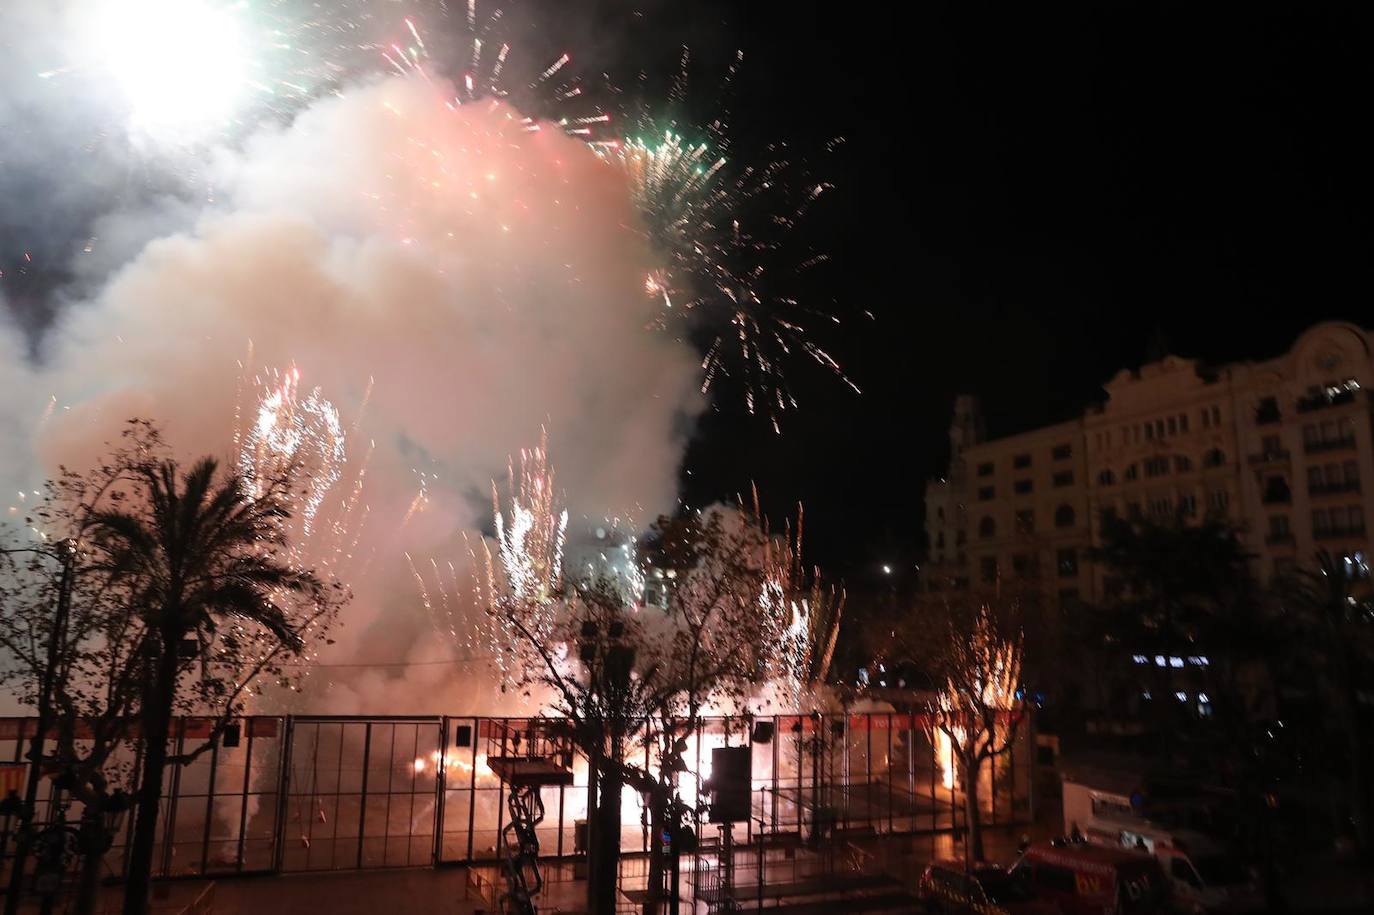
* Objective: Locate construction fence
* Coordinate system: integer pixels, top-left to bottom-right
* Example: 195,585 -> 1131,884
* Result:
0,710 -> 1032,883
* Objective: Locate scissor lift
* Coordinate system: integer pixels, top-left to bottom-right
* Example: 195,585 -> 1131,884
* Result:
486,721 -> 575,915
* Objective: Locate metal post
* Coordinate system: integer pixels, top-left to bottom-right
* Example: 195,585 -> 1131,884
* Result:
465,718 -> 477,862
5,543 -> 75,915
356,723 -> 371,869
236,722 -> 254,871
432,717 -> 447,866
756,810 -> 765,911
200,731 -> 221,874
771,716 -> 779,834
887,712 -> 894,833
160,719 -> 186,878
270,716 -> 295,874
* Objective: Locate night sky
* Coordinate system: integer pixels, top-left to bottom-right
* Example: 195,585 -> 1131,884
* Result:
2,2 -> 1369,590
657,1 -> 1373,585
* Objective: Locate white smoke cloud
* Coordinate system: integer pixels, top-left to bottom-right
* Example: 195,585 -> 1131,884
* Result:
2,75 -> 704,714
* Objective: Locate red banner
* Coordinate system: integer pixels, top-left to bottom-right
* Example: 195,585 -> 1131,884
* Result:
0,763 -> 26,795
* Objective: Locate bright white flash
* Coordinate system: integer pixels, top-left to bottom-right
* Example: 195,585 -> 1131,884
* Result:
91,0 -> 247,138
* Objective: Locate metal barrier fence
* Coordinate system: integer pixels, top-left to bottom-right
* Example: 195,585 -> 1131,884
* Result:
0,710 -> 1032,881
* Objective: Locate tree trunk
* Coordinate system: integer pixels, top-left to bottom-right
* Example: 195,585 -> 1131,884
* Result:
962,754 -> 984,866
74,803 -> 107,915
646,789 -> 665,915
586,754 -> 599,913
594,761 -> 623,915
121,638 -> 179,915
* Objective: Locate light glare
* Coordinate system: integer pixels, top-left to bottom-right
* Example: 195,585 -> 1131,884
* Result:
93,0 -> 247,138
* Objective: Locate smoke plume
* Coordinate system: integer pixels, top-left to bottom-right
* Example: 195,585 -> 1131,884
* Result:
1,75 -> 704,714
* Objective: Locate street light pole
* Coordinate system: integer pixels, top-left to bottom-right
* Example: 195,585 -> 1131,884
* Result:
5,540 -> 76,915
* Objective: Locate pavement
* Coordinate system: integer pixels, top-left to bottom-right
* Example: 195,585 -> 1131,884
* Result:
21,819 -> 1373,913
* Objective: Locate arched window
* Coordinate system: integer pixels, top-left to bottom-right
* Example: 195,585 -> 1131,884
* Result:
1203,448 -> 1226,468
1174,455 -> 1193,473
1124,464 -> 1139,481
1055,505 -> 1076,529
978,516 -> 996,540
1098,469 -> 1116,486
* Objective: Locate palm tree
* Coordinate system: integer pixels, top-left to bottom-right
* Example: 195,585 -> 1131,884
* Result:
88,457 -> 319,915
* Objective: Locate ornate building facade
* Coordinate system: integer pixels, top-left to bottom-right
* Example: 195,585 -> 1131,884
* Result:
925,321 -> 1374,604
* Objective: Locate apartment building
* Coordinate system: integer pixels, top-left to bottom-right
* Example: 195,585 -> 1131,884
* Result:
925,321 -> 1374,601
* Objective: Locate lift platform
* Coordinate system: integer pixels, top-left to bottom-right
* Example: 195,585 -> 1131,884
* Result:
486,720 -> 576,915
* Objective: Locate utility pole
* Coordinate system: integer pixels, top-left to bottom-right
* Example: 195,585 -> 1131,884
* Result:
5,540 -> 76,915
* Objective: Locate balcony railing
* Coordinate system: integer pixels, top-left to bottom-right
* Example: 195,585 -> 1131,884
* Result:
1305,436 -> 1357,454
1315,525 -> 1367,540
1261,489 -> 1292,505
1255,407 -> 1282,426
1264,532 -> 1295,546
1309,481 -> 1362,497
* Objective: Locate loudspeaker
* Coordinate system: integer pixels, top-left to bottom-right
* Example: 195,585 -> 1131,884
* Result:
750,721 -> 774,744
222,723 -> 241,748
454,724 -> 473,747
707,746 -> 751,824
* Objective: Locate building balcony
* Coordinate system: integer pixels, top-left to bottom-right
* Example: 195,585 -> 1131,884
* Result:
1315,525 -> 1367,541
1255,407 -> 1283,426
1296,388 -> 1364,414
1305,436 -> 1357,454
1264,532 -> 1295,546
1248,448 -> 1290,466
1309,481 -> 1361,497
1261,490 -> 1292,505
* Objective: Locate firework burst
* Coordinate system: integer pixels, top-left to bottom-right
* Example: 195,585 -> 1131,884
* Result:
234,362 -> 370,580
415,431 -> 569,685
749,491 -> 845,703
602,115 -> 857,431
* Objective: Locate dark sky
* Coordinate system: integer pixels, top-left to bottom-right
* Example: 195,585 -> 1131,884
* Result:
645,1 -> 1373,585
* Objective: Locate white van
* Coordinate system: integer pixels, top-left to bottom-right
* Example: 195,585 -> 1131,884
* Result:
1062,777 -> 1262,913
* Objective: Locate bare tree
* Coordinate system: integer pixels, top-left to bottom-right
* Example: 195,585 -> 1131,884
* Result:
873,596 -> 1026,867
0,421 -> 345,915
928,605 -> 1024,865
473,442 -> 805,913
